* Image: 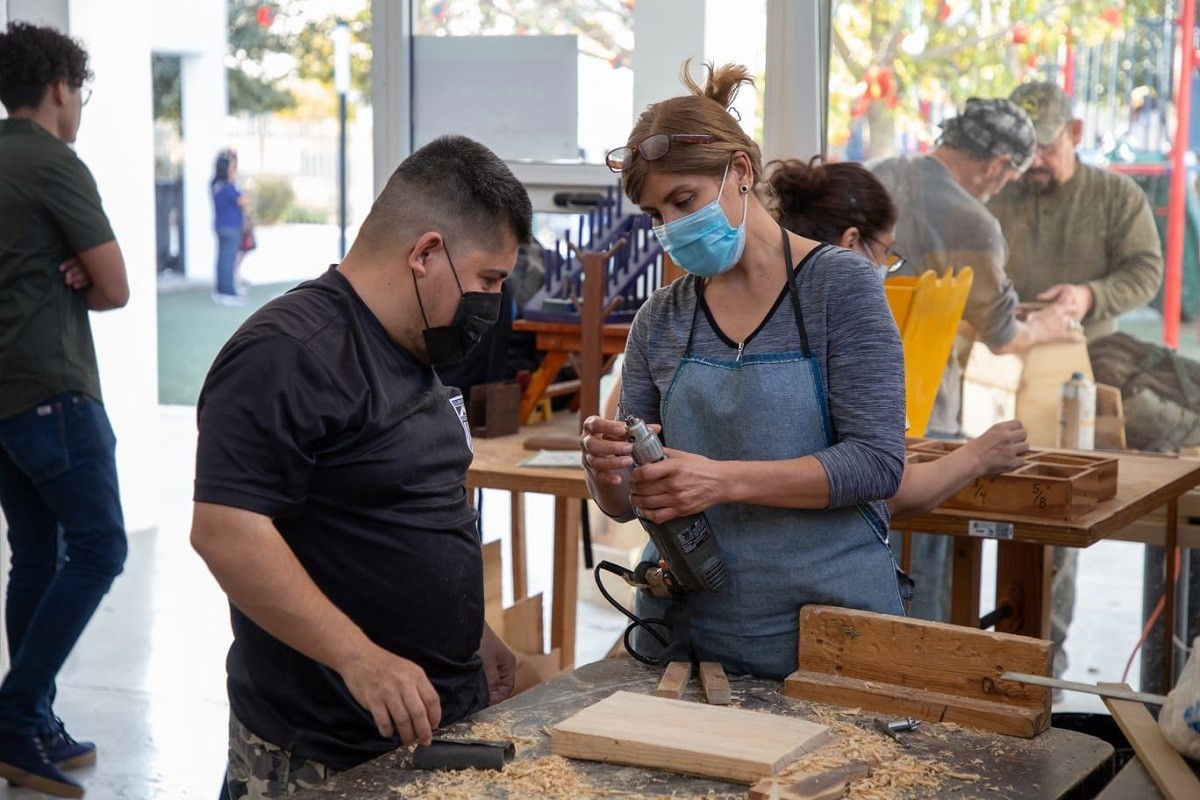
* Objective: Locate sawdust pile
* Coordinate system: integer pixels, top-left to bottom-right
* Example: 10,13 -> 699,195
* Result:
773,707 -> 981,799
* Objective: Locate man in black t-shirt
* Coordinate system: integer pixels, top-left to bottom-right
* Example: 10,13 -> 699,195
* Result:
0,22 -> 130,798
191,135 -> 533,798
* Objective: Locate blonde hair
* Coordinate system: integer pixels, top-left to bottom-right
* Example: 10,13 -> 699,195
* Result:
619,61 -> 767,206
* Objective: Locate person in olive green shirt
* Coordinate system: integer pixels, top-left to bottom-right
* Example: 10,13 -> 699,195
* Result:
990,82 -> 1164,340
0,20 -> 129,797
989,82 -> 1164,683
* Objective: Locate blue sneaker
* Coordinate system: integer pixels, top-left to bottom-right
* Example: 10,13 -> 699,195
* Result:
42,720 -> 96,770
0,731 -> 84,798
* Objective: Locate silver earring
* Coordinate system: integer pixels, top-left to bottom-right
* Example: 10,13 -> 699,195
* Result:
739,184 -> 750,195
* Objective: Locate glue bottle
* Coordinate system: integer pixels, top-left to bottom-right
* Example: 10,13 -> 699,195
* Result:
1059,372 -> 1096,450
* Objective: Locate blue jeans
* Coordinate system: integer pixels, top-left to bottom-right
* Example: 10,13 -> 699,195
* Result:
215,227 -> 242,297
0,392 -> 127,735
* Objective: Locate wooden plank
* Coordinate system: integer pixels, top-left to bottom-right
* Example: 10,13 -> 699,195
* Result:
512,648 -> 564,696
501,592 -> 544,655
483,540 -> 504,631
747,762 -> 871,800
510,491 -> 527,601
655,661 -> 691,699
1101,682 -> 1200,800
950,536 -> 982,628
551,691 -> 832,785
699,661 -> 731,705
782,669 -> 1048,738
797,606 -> 1052,710
550,497 -> 581,669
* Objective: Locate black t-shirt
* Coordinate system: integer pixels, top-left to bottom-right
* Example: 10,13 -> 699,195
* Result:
194,267 -> 486,769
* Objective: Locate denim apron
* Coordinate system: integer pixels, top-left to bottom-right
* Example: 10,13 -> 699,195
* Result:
633,234 -> 906,679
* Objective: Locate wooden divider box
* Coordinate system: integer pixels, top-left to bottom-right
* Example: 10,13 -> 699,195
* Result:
906,440 -> 1118,519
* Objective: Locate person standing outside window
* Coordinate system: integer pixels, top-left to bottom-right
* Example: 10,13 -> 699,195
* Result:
211,148 -> 247,306
0,21 -> 130,798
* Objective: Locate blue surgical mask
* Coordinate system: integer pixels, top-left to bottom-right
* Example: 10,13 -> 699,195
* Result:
652,160 -> 748,278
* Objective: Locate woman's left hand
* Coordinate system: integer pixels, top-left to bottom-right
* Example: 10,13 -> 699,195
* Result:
630,448 -> 725,523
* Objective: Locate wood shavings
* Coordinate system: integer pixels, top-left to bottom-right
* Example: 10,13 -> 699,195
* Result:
783,707 -> 980,799
392,754 -> 681,799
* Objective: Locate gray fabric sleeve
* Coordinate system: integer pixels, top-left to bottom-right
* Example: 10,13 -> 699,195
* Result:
1087,174 -> 1164,321
807,253 -> 906,507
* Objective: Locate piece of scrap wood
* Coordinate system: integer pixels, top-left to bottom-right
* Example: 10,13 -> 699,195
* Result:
700,661 -> 731,705
747,761 -> 870,800
551,690 -> 832,785
1100,682 -> 1200,800
654,661 -> 691,699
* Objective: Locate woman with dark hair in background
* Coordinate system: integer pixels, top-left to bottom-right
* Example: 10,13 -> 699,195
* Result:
767,156 -> 1028,518
211,148 -> 247,305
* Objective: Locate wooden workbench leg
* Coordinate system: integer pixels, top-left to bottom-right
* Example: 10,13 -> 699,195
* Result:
1163,498 -> 1178,691
551,497 -> 582,670
510,492 -> 527,602
995,541 -> 1052,639
951,537 -> 982,628
520,351 -> 567,424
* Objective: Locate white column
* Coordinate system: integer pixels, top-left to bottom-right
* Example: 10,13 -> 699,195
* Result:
181,49 -> 227,283
69,0 -> 161,533
762,0 -> 826,163
632,0 -> 706,121
371,0 -> 413,195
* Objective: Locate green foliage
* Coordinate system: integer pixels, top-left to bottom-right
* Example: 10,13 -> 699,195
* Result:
831,0 -> 1169,157
282,204 -> 329,224
248,174 -> 295,225
295,8 -> 373,97
227,0 -> 296,115
152,55 -> 181,122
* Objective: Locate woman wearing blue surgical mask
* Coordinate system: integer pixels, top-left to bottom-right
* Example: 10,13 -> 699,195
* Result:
769,157 -> 1029,521
580,62 -> 910,680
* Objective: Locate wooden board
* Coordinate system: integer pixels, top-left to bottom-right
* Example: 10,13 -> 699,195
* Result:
906,442 -> 1118,519
655,661 -> 691,699
550,690 -> 833,785
1100,682 -> 1200,800
700,661 -> 731,705
483,540 -> 503,630
748,762 -> 870,800
501,592 -> 544,655
783,605 -> 1052,737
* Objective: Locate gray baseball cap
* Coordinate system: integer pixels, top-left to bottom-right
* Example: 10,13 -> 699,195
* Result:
939,97 -> 1037,171
1010,81 -> 1075,145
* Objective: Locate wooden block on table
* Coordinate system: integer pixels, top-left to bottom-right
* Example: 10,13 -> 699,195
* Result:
654,661 -> 691,699
783,605 -> 1052,738
1100,682 -> 1200,800
551,690 -> 832,785
748,761 -> 870,800
700,661 -> 731,705
501,592 -> 544,655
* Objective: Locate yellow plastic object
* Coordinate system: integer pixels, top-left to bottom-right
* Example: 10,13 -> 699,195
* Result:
884,268 -> 974,436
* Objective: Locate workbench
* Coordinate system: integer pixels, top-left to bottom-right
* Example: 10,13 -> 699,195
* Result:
286,657 -> 1115,799
467,413 -> 588,668
890,449 -> 1200,690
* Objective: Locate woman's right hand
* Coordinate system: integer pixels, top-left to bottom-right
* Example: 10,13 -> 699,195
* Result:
580,415 -> 635,485
963,419 -> 1028,476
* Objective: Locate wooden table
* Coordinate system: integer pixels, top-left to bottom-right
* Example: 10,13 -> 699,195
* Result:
890,450 -> 1200,690
287,657 -> 1115,799
511,319 -> 629,423
467,414 -> 589,668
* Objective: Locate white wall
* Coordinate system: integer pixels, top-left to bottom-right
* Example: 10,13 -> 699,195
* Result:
152,0 -> 227,284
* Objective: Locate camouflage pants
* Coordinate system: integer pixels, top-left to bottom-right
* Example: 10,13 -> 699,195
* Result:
225,714 -> 340,799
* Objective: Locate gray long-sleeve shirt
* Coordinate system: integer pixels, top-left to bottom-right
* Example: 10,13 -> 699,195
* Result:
619,244 -> 905,511
988,160 -> 1163,339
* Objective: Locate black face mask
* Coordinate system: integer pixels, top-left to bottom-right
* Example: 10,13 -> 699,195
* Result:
413,245 -> 503,367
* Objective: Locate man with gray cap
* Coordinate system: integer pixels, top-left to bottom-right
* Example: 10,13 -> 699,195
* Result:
989,82 -> 1162,679
990,81 -> 1162,339
871,98 -> 1081,622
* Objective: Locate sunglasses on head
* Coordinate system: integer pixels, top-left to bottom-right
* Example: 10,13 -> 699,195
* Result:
605,133 -> 717,172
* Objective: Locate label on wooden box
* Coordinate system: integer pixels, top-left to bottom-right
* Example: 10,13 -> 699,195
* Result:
968,520 -> 1013,540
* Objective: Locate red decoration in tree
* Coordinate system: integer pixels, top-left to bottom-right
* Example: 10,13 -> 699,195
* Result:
1009,22 -> 1028,45
1100,7 -> 1121,25
256,4 -> 275,27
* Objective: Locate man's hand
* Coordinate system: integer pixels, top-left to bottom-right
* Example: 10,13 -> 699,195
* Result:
59,256 -> 92,290
478,623 -> 516,706
338,646 -> 442,746
1037,283 -> 1094,322
1025,305 -> 1086,344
